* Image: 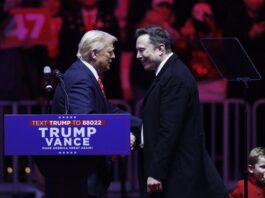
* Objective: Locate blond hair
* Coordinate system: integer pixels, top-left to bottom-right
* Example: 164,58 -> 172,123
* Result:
76,30 -> 117,61
248,147 -> 265,165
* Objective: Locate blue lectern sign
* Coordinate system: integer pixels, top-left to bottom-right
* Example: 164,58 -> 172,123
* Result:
4,114 -> 130,155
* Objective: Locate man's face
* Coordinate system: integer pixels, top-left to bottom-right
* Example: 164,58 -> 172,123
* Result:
249,156 -> 265,184
136,34 -> 162,71
94,42 -> 115,73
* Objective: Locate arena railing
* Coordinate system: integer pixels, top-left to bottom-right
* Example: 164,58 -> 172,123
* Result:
0,98 -> 262,196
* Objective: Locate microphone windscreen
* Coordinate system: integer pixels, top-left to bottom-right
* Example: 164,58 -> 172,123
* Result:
44,66 -> 52,74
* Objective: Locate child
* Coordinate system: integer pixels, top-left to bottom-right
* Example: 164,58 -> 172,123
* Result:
229,147 -> 265,198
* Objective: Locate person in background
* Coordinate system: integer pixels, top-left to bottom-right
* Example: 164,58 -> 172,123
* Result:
180,1 -> 227,102
0,0 -> 48,100
58,0 -> 121,99
228,147 -> 265,198
223,0 -> 265,102
120,1 -> 182,102
41,0 -> 63,66
134,26 -> 227,198
223,0 -> 265,147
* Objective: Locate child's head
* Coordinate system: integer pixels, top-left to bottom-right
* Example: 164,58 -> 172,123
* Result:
248,147 -> 265,184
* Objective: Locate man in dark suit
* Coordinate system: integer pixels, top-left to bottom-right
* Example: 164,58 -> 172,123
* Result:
45,30 -> 141,198
134,26 -> 227,198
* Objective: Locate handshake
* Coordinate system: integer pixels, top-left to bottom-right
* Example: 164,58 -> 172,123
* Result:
130,132 -> 136,151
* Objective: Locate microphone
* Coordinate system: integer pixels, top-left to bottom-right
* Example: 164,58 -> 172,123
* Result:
43,66 -> 53,93
53,69 -> 63,79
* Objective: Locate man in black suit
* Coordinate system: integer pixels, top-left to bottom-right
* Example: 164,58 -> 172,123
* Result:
44,30 -> 141,198
134,26 -> 227,198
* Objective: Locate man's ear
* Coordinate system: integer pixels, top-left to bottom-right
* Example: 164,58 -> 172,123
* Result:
248,164 -> 254,174
91,50 -> 97,59
158,43 -> 166,55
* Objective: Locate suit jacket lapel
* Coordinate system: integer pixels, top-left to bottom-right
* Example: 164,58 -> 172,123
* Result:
142,54 -> 178,105
156,54 -> 178,79
142,78 -> 158,105
78,60 -> 107,101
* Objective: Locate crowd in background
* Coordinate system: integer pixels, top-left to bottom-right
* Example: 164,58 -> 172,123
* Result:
0,0 -> 265,104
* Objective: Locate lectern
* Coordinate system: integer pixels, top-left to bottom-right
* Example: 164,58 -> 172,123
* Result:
5,114 -> 130,198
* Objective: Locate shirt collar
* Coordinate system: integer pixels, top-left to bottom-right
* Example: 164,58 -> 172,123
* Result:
80,58 -> 99,80
155,52 -> 173,76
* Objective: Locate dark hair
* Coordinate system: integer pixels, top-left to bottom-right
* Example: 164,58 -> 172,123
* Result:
135,26 -> 172,53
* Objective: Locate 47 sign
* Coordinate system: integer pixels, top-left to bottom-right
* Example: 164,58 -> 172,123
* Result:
1,8 -> 51,48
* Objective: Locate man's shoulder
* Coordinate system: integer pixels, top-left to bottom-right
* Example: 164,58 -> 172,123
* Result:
65,60 -> 89,74
159,59 -> 198,93
164,58 -> 194,80
163,54 -> 188,73
64,60 -> 93,82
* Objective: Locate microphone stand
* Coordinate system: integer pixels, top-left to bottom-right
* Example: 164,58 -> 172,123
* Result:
46,93 -> 51,114
59,78 -> 69,114
43,66 -> 53,114
53,69 -> 69,114
45,90 -> 52,114
243,80 -> 249,198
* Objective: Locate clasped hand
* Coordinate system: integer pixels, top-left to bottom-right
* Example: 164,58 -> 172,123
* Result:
147,177 -> 162,193
130,132 -> 136,150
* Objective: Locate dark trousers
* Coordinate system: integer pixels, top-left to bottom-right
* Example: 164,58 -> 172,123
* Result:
45,176 -> 88,198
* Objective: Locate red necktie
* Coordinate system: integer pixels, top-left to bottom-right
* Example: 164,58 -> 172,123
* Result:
98,78 -> 115,160
98,78 -> 106,97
